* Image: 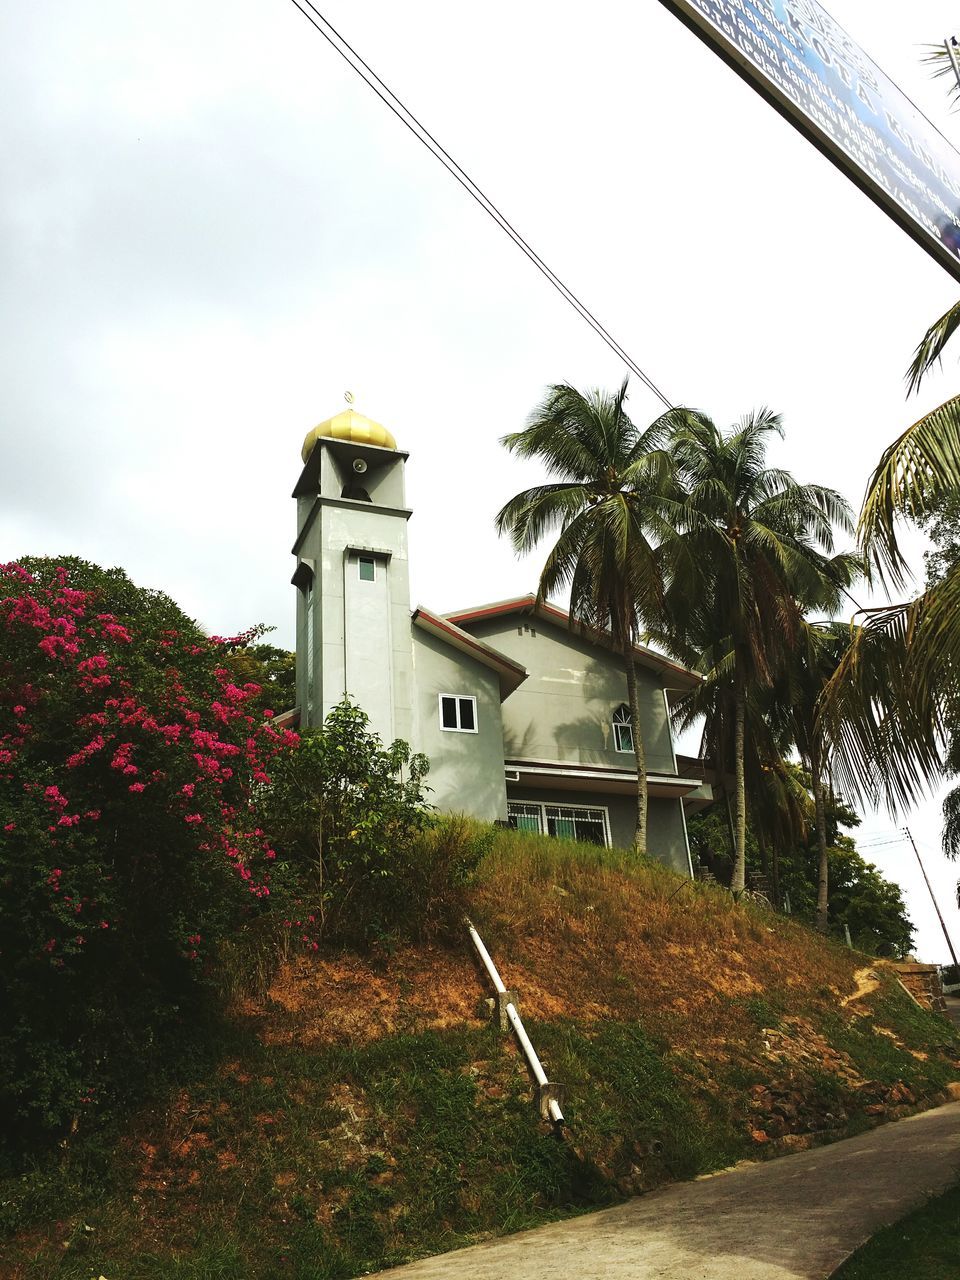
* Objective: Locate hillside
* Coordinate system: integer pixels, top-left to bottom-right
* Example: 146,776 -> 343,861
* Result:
6,832 -> 960,1279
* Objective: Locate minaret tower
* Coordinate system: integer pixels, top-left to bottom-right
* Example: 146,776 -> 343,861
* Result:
291,401 -> 414,743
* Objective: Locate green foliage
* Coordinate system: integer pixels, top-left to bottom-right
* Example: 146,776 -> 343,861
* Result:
262,701 -> 487,947
827,844 -> 914,957
686,770 -> 914,957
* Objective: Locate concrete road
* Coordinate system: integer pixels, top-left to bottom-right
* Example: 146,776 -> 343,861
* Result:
373,1101 -> 960,1280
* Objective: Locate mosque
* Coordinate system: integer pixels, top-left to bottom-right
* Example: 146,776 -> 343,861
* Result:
288,405 -> 711,874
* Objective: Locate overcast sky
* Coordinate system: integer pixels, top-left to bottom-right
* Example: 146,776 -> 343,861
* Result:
4,0 -> 960,962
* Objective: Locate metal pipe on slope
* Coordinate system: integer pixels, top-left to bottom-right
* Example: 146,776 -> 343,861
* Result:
465,918 -> 565,1127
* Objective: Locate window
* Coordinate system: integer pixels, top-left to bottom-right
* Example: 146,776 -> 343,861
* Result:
358,556 -> 376,582
507,801 -> 609,847
545,804 -> 607,845
439,694 -> 477,732
305,582 -> 315,718
506,801 -> 541,833
613,704 -> 634,753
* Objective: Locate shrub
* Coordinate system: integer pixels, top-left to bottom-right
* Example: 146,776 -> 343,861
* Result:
0,558 -> 297,1143
262,701 -> 487,946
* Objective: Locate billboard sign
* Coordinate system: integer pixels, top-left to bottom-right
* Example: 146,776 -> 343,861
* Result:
661,0 -> 960,282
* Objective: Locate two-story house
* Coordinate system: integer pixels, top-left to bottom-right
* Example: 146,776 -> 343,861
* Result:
290,405 -> 710,876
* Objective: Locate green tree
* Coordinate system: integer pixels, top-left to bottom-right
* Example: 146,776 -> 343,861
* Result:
828,842 -> 915,958
786,621 -> 866,932
257,699 -> 483,947
655,410 -> 855,893
496,380 -> 675,854
919,493 -> 960,869
821,411 -> 960,813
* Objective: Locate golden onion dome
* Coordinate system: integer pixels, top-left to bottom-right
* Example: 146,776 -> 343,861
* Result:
301,408 -> 397,461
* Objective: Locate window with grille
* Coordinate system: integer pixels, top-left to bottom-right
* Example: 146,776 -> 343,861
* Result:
506,801 -> 609,846
506,801 -> 542,833
545,804 -> 607,845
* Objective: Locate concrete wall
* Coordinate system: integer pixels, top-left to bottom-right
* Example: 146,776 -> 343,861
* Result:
505,784 -> 690,873
465,617 -> 677,775
412,629 -> 508,821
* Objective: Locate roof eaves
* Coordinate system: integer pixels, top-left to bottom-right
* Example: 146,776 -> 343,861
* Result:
445,596 -> 701,687
411,607 -> 528,699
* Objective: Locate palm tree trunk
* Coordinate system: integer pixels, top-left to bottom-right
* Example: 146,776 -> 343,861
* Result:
625,649 -> 648,855
771,841 -> 781,910
812,744 -> 829,933
731,676 -> 747,894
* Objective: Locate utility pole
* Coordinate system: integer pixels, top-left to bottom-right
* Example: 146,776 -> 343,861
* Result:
903,826 -> 959,968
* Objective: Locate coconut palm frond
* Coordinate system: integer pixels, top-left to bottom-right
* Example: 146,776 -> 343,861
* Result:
859,395 -> 960,589
906,299 -> 960,394
943,781 -> 960,861
819,601 -> 947,813
493,483 -> 593,554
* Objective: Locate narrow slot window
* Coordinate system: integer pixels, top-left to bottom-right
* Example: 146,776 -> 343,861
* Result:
613,704 -> 634,753
358,556 -> 376,582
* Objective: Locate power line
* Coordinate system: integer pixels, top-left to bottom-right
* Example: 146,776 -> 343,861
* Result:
283,0 -> 674,409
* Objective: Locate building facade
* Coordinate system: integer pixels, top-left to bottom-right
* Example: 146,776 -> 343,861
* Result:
291,408 -> 709,875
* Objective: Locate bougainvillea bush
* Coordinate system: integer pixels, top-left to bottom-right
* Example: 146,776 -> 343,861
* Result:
0,558 -> 297,1142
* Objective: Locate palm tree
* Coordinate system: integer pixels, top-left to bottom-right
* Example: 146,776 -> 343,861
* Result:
495,380 -> 676,854
786,622 -> 861,932
821,403 -> 960,812
654,409 -> 855,894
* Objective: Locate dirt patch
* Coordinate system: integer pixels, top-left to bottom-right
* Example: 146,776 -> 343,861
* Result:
840,966 -> 881,1008
249,947 -> 491,1046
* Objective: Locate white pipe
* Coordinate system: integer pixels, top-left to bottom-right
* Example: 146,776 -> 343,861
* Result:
507,1003 -> 548,1087
466,918 -> 565,1126
467,919 -> 507,993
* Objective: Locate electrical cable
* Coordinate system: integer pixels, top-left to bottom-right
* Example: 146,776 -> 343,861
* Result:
283,0 -> 674,409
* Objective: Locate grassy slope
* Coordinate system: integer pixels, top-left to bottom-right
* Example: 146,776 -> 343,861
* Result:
831,1182 -> 960,1279
5,831 -> 960,1279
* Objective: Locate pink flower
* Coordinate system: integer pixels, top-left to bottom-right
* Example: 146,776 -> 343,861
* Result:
128,782 -> 146,793
184,813 -> 202,825
4,822 -> 15,832
78,654 -> 109,672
